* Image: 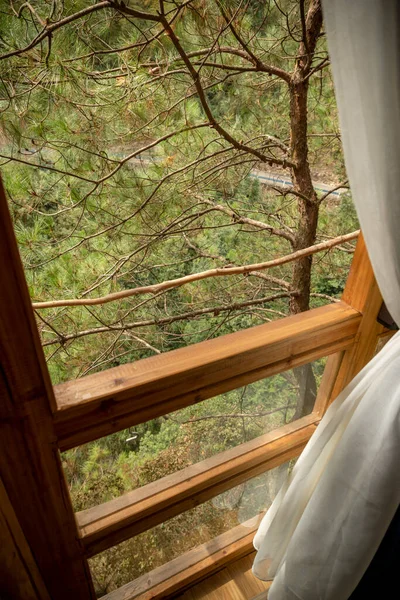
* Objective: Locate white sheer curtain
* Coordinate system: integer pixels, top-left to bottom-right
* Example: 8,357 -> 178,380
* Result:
252,1 -> 400,598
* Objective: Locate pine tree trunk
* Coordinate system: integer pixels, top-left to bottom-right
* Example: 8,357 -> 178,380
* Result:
289,0 -> 322,417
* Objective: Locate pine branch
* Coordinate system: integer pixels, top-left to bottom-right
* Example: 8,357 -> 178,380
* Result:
158,14 -> 293,169
199,197 -> 295,243
0,2 -> 114,61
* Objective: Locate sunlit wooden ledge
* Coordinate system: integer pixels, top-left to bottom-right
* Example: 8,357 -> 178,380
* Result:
100,514 -> 266,600
54,301 -> 360,451
77,413 -> 317,556
179,553 -> 271,600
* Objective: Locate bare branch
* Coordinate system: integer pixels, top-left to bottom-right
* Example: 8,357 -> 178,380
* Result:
216,0 -> 291,83
125,333 -> 161,355
33,230 -> 359,309
158,14 -> 293,169
110,0 -> 162,22
173,404 -> 297,424
317,181 -> 349,203
41,292 -> 294,347
310,293 -> 340,303
198,197 -> 295,243
249,272 -> 291,290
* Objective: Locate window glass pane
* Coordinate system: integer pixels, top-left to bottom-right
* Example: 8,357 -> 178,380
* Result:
63,358 -> 324,512
88,462 -> 295,596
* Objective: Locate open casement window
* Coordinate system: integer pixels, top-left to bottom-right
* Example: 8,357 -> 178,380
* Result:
0,177 -> 392,600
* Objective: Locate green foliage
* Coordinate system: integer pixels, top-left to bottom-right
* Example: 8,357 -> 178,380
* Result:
339,193 -> 359,231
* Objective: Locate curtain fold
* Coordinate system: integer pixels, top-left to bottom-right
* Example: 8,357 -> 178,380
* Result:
252,1 -> 400,598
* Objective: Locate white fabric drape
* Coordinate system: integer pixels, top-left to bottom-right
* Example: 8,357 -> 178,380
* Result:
252,1 -> 400,598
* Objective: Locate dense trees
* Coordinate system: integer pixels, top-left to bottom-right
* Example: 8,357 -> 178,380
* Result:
0,1 -> 357,594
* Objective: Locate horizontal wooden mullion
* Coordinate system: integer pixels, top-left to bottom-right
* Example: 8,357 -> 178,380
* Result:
99,514 -> 263,600
58,336 -> 350,452
78,414 -> 317,556
55,302 -> 359,450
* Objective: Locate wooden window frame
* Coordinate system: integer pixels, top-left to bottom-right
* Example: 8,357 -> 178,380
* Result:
55,301 -> 360,451
0,177 -> 389,600
99,514 -> 266,600
78,413 -> 316,556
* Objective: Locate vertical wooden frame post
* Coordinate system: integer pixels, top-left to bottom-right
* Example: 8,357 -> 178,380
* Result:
0,180 -> 95,600
0,477 -> 50,600
314,234 -> 386,416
